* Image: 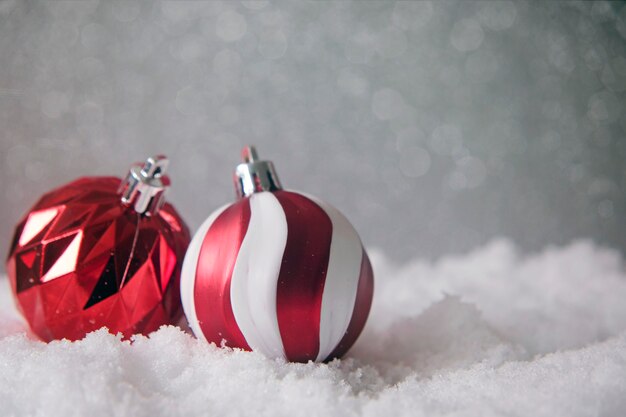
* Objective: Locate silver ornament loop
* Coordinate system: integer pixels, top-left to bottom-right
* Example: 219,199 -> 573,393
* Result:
119,155 -> 170,216
234,145 -> 282,198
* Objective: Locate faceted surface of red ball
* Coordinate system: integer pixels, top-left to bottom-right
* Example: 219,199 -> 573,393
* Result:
6,176 -> 191,342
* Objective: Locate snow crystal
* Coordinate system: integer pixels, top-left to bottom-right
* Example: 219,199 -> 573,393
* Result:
1,240 -> 626,416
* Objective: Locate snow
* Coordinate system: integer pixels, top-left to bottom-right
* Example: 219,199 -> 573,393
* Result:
2,239 -> 626,416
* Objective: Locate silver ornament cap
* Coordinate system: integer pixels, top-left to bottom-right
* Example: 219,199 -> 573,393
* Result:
234,146 -> 282,198
118,155 -> 170,216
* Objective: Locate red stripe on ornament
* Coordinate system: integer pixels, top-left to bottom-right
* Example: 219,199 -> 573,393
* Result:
194,199 -> 251,350
325,249 -> 374,361
274,191 -> 333,362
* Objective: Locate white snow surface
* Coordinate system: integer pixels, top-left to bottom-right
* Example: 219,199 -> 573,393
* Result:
1,239 -> 626,417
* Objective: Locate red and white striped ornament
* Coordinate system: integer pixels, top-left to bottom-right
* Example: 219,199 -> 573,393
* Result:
181,146 -> 374,362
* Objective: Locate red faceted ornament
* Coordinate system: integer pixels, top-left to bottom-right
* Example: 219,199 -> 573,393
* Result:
6,156 -> 190,342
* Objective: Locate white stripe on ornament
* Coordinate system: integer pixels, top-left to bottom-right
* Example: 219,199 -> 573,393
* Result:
230,192 -> 288,359
180,204 -> 229,343
303,194 -> 364,362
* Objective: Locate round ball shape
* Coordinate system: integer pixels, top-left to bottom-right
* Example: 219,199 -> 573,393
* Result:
181,190 -> 374,362
6,177 -> 191,342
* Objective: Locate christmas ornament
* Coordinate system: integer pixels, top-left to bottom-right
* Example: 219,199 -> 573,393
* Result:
181,146 -> 374,362
6,156 -> 190,342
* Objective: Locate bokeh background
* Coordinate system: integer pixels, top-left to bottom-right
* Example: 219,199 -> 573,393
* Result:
0,0 -> 625,264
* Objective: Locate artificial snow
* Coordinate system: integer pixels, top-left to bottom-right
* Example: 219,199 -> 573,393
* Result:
1,239 -> 626,416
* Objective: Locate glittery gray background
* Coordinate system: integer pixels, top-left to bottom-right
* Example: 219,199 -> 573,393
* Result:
1,0 -> 625,263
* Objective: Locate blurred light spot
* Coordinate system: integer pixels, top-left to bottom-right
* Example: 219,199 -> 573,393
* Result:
25,161 -> 46,182
219,105 -> 240,126
161,2 -> 206,22
45,0 -> 99,18
344,32 -> 375,64
76,57 -> 105,82
213,49 -> 242,75
41,91 -> 70,119
81,22 -> 107,50
546,32 -> 575,73
392,1 -> 433,31
375,27 -> 407,59
600,56 -> 626,92
451,146 -> 470,162
542,101 -> 562,120
337,67 -> 369,97
576,17 -> 597,42
396,126 -> 426,151
241,1 -> 269,11
583,45 -> 606,71
213,132 -> 240,153
592,127 -> 612,148
175,86 -> 204,116
616,6 -> 626,39
439,66 -> 461,87
174,34 -> 206,62
465,50 -> 499,83
449,156 -> 487,189
399,146 -> 431,178
207,79 -> 229,108
590,1 -> 615,23
429,124 -> 463,156
50,23 -> 79,46
389,106 -> 419,133
528,58 -> 550,79
450,19 -> 484,52
216,10 -> 247,42
483,120 -> 526,156
5,144 -> 30,175
0,0 -> 17,16
258,10 -> 286,26
112,1 -> 141,23
598,200 -> 614,219
541,130 -> 562,151
372,88 -> 405,120
270,72 -> 289,94
478,1 -> 517,31
587,91 -> 620,122
258,30 -> 287,59
569,164 -> 586,183
119,72 -> 149,99
75,101 -> 104,134
537,75 -> 563,98
588,178 -> 617,197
